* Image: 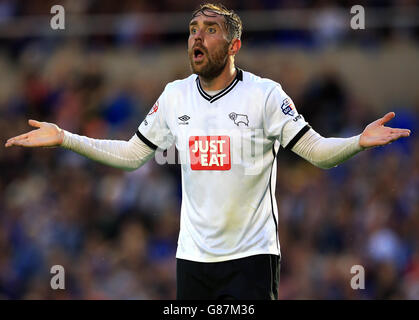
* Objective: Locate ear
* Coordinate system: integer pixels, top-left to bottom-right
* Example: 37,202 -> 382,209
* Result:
229,38 -> 241,56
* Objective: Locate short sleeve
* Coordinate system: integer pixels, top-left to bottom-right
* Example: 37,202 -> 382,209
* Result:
264,84 -> 311,150
137,87 -> 175,150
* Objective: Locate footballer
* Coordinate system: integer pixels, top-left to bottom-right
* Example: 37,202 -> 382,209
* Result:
5,3 -> 411,299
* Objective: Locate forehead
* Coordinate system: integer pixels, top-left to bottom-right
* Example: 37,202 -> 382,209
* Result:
189,10 -> 226,27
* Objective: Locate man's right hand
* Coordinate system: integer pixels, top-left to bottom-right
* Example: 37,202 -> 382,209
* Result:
5,119 -> 64,148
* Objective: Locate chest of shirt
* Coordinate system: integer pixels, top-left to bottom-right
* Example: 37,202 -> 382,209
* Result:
167,87 -> 265,141
166,87 -> 270,170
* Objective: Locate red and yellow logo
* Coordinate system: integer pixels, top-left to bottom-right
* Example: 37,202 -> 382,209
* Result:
189,136 -> 231,170
148,101 -> 159,115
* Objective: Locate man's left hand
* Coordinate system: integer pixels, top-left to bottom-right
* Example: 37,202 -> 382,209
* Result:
359,112 -> 411,149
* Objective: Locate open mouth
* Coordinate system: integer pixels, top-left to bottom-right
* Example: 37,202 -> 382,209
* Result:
193,48 -> 205,61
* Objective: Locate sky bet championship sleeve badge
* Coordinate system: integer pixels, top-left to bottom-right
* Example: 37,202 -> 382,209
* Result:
281,98 -> 295,116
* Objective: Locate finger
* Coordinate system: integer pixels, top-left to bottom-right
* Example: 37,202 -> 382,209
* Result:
28,119 -> 42,128
390,132 -> 410,140
7,138 -> 35,148
372,133 -> 406,146
6,132 -> 30,144
5,139 -> 23,147
389,128 -> 411,135
381,133 -> 410,145
378,112 -> 395,126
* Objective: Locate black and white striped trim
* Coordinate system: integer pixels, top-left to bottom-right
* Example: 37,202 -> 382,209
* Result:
269,143 -> 280,254
136,130 -> 158,150
284,124 -> 311,150
196,68 -> 243,103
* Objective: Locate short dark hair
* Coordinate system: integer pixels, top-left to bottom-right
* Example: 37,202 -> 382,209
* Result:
192,3 -> 242,41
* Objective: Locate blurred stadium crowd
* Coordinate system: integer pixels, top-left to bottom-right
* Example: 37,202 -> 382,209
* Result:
0,0 -> 418,299
1,0 -> 418,13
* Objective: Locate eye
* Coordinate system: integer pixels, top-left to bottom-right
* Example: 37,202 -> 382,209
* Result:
208,27 -> 216,34
190,27 -> 197,34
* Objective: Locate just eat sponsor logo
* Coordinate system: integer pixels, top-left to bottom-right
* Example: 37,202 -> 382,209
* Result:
189,136 -> 231,170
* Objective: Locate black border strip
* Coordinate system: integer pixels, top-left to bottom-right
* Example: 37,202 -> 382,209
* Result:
284,124 -> 311,150
136,130 -> 158,150
1,300 -> 409,317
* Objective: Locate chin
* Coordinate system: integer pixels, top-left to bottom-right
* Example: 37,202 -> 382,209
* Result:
190,62 -> 206,75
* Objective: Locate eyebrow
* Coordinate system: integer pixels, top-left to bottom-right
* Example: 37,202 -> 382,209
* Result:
189,20 -> 221,28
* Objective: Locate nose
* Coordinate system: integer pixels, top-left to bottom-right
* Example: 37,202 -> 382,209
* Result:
192,29 -> 204,42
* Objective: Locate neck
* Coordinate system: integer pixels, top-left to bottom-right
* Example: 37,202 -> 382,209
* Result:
199,62 -> 236,91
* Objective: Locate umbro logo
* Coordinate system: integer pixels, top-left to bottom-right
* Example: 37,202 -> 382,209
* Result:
178,115 -> 190,125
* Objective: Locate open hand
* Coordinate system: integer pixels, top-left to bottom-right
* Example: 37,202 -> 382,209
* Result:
5,119 -> 64,148
359,112 -> 411,149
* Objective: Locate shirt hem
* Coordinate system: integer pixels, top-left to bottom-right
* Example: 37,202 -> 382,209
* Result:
176,249 -> 281,263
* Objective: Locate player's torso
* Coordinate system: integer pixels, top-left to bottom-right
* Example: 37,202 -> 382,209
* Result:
166,72 -> 272,172
160,71 -> 282,261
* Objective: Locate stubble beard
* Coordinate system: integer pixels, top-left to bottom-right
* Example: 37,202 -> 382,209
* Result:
189,42 -> 230,81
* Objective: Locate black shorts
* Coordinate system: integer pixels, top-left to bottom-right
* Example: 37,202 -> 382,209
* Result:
176,254 -> 280,300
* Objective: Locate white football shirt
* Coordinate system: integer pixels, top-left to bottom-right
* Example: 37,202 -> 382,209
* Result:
137,69 -> 310,262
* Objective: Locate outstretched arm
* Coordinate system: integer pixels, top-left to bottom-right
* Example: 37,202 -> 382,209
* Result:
5,120 -> 155,171
291,112 -> 411,169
